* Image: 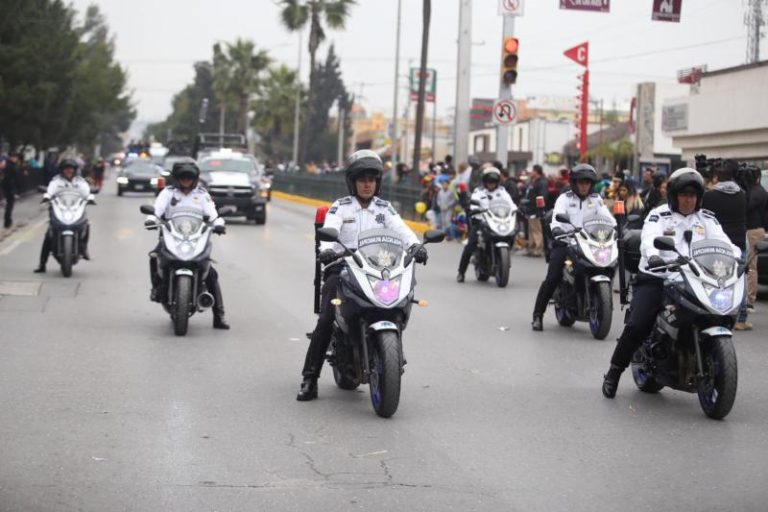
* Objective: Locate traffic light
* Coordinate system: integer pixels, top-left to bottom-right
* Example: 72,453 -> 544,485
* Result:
501,37 -> 519,86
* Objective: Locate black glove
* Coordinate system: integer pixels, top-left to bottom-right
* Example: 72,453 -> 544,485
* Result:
213,224 -> 226,235
648,255 -> 665,269
551,227 -> 565,238
411,244 -> 428,264
318,249 -> 339,265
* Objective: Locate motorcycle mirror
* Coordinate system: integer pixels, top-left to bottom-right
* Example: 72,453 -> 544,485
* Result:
755,241 -> 768,254
653,236 -> 677,252
217,205 -> 236,216
90,187 -> 100,195
317,227 -> 340,242
626,214 -> 641,224
423,229 -> 445,244
139,204 -> 155,215
555,213 -> 571,224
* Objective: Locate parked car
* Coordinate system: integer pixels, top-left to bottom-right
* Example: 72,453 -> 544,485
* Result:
116,160 -> 165,196
199,150 -> 268,225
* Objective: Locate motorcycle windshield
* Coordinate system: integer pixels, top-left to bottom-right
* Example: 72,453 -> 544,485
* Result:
582,212 -> 615,243
168,210 -> 204,239
489,200 -> 512,218
55,190 -> 83,208
691,240 -> 736,281
357,229 -> 405,270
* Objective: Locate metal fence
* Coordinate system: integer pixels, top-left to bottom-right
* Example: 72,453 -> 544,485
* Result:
272,172 -> 426,221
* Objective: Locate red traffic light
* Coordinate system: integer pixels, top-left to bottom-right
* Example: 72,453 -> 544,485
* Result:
504,37 -> 519,53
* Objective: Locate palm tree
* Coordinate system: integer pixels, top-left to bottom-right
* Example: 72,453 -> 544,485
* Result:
252,65 -> 304,160
277,0 -> 356,166
225,39 -> 270,136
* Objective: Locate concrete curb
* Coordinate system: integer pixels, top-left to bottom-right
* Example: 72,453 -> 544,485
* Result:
271,190 -> 431,234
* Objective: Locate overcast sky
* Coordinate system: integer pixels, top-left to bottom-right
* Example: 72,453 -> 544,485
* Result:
71,0 -> 763,135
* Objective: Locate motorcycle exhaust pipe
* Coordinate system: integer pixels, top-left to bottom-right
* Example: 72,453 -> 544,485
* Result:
197,292 -> 215,310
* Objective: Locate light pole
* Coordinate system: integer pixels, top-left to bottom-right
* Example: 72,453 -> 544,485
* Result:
291,30 -> 303,171
390,0 -> 403,179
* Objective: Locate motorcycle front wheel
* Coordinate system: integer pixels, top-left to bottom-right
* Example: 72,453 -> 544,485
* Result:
61,236 -> 74,278
495,247 -> 510,288
369,331 -> 402,418
173,275 -> 192,336
589,281 -> 613,340
698,336 -> 738,420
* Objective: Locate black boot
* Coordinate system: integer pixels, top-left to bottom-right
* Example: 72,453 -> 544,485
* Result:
33,265 -> 46,273
296,377 -> 318,401
532,314 -> 543,331
210,279 -> 230,330
456,272 -> 465,283
602,365 -> 623,398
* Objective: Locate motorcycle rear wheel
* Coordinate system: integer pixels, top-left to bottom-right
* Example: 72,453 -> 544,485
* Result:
173,275 -> 192,336
495,247 -> 510,288
553,287 -> 575,327
369,331 -> 402,418
698,336 -> 738,420
631,350 -> 664,393
61,236 -> 74,278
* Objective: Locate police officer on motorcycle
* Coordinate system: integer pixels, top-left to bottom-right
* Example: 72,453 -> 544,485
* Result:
456,167 -> 517,283
602,167 -> 739,398
34,159 -> 93,273
531,164 -> 614,330
297,150 -> 427,401
147,162 -> 230,329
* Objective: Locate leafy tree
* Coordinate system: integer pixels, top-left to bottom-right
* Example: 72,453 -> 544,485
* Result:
277,0 -> 356,165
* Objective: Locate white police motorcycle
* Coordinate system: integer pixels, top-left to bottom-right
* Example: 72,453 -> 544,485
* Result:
317,227 -> 444,418
45,190 -> 95,277
140,204 -> 222,336
552,210 -> 618,340
630,235 -> 766,419
470,199 -> 518,287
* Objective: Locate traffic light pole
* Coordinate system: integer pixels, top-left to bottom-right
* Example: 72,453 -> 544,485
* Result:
496,15 -> 515,169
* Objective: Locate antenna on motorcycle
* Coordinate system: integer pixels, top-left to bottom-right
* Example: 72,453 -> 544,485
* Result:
535,196 -> 545,209
614,200 -> 628,306
613,200 -> 625,216
315,205 -> 329,224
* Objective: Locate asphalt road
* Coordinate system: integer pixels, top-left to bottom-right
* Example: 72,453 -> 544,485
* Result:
1,182 -> 767,511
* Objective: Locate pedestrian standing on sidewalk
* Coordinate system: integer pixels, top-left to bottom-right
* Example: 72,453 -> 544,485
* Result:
745,167 -> 767,310
525,165 -> 548,257
1,152 -> 21,229
702,160 -> 750,330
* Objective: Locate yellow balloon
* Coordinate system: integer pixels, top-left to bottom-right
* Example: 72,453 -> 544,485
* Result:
415,201 -> 427,214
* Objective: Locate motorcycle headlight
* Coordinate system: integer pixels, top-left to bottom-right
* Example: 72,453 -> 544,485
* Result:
590,246 -> 613,265
703,284 -> 734,313
62,211 -> 76,223
367,275 -> 402,306
177,241 -> 194,256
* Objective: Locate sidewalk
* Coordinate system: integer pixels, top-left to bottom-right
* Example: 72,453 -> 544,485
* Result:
0,192 -> 47,244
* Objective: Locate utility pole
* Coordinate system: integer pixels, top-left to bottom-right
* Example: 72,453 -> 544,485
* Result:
745,0 -> 766,64
337,101 -> 345,166
496,15 -> 515,168
291,29 -> 303,170
412,0 -> 431,180
453,0 -> 472,166
390,0 -> 403,177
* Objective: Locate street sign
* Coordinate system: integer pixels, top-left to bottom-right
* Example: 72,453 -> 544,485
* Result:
560,0 -> 609,13
493,99 -> 517,125
652,0 -> 682,23
564,42 -> 589,67
498,0 -> 524,16
410,68 -> 436,103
